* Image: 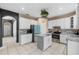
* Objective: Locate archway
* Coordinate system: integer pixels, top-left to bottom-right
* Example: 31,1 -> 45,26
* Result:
0,8 -> 19,47
2,16 -> 17,37
2,16 -> 17,47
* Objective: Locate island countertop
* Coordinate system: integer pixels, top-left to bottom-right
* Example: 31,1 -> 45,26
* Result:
35,33 -> 52,37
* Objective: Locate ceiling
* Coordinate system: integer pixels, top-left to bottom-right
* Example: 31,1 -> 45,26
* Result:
0,3 -> 77,17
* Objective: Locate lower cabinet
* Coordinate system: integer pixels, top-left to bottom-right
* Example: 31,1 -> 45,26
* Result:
37,36 -> 52,51
60,34 -> 67,44
43,36 -> 52,50
34,36 -> 38,42
20,34 -> 32,44
67,40 -> 79,55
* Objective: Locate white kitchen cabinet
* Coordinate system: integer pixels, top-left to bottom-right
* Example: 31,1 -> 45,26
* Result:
43,36 -> 52,50
60,34 -> 67,44
19,17 -> 30,29
48,21 -> 53,29
20,34 -> 32,44
19,17 -> 37,29
34,36 -> 38,42
48,20 -> 57,29
72,15 -> 77,29
76,4 -> 79,29
37,34 -> 52,51
48,15 -> 78,29
67,40 -> 79,55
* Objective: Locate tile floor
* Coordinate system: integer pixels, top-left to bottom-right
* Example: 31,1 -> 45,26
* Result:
0,37 -> 66,55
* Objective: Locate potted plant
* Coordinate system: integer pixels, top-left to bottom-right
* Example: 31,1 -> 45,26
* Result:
40,9 -> 49,17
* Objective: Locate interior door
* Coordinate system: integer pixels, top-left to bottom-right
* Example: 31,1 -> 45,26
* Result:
4,22 -> 11,37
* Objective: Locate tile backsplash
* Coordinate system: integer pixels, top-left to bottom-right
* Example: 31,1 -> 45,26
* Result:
19,29 -> 27,34
61,29 -> 79,34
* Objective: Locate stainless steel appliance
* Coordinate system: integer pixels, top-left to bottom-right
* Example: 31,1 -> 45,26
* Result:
52,26 -> 61,42
30,25 -> 40,42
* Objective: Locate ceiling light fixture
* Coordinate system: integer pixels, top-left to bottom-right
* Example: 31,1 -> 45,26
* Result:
59,7 -> 63,10
75,4 -> 77,7
22,7 -> 24,10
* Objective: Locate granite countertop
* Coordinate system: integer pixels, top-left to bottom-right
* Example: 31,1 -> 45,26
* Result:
60,32 -> 74,35
35,33 -> 51,37
67,34 -> 79,42
20,33 -> 32,35
60,32 -> 79,42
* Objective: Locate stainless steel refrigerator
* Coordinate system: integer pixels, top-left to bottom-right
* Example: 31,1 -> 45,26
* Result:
30,25 -> 40,42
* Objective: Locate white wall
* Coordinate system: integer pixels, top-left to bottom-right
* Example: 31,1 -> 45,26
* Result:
13,21 -> 17,40
19,17 -> 37,29
48,15 -> 77,29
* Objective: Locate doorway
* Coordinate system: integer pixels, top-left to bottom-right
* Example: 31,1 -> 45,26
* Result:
2,16 -> 17,47
3,21 -> 12,37
0,8 -> 19,47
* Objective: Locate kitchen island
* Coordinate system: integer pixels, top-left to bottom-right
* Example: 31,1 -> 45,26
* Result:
66,35 -> 79,55
35,33 -> 52,51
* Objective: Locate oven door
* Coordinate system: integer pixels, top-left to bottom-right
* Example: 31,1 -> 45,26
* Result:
52,34 -> 60,39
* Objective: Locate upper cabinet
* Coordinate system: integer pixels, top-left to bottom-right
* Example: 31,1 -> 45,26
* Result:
48,15 -> 78,29
48,3 -> 79,29
19,17 -> 30,29
76,3 -> 79,29
19,17 -> 37,29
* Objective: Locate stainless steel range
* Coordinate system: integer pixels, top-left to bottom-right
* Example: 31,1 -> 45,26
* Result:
52,26 -> 61,42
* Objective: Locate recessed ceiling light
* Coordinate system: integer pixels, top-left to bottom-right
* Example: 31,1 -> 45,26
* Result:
75,4 -> 77,7
22,8 -> 24,10
59,7 -> 63,10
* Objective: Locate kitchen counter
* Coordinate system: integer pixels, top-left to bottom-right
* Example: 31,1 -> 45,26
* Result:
19,33 -> 32,44
35,33 -> 52,37
60,33 -> 79,44
60,32 -> 79,42
36,33 -> 52,51
60,33 -> 79,55
66,34 -> 79,55
20,33 -> 32,35
66,34 -> 79,42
